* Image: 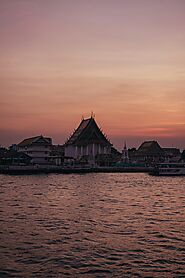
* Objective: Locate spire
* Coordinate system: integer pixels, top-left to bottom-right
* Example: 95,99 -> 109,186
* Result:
122,140 -> 129,163
124,141 -> 127,150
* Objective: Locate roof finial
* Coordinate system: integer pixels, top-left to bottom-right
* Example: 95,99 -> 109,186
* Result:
91,111 -> 95,118
81,114 -> 84,121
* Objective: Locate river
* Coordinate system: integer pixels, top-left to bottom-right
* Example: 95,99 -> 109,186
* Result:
0,173 -> 185,277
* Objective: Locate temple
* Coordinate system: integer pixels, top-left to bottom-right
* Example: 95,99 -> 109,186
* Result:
65,116 -> 112,164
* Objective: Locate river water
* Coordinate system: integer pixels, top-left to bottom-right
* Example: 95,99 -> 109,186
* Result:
0,173 -> 185,277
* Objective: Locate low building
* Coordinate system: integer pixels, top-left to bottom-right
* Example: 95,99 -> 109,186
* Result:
129,141 -> 164,165
50,145 -> 65,165
18,135 -> 52,164
65,116 -> 112,165
180,150 -> 185,162
162,148 -> 181,162
96,147 -> 121,166
0,148 -> 31,165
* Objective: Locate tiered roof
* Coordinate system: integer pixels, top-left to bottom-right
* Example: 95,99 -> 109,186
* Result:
66,118 -> 91,145
65,117 -> 112,146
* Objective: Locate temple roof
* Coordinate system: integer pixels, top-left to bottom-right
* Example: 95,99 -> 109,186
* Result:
65,117 -> 112,146
18,135 -> 52,147
66,118 -> 91,145
138,141 -> 163,154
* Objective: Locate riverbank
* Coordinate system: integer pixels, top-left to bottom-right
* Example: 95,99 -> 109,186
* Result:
0,165 -> 153,175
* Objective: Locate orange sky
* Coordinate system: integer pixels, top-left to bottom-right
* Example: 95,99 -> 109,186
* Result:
0,0 -> 185,150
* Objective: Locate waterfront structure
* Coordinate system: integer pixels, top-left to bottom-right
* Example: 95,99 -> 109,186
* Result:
162,148 -> 181,162
181,150 -> 185,162
18,135 -> 52,164
129,141 -> 164,165
150,162 -> 185,176
65,116 -> 112,164
50,145 -> 65,166
0,148 -> 31,165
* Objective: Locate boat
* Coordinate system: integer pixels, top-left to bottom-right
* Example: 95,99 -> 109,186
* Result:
149,163 -> 185,176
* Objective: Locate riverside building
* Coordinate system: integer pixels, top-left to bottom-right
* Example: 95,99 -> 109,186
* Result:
65,116 -> 112,165
18,135 -> 52,164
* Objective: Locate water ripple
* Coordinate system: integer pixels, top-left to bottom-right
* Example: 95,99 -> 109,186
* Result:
0,173 -> 185,277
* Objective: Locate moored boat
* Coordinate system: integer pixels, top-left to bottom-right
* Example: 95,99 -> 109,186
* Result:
149,163 -> 185,176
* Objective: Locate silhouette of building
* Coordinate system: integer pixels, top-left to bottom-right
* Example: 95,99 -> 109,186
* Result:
18,135 -> 52,164
129,141 -> 164,165
0,148 -> 31,165
65,116 -> 112,164
162,148 -> 181,162
180,150 -> 185,162
122,141 -> 129,163
50,144 -> 65,165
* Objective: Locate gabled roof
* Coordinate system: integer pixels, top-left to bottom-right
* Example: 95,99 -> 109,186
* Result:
138,141 -> 163,154
18,135 -> 51,147
65,117 -> 112,146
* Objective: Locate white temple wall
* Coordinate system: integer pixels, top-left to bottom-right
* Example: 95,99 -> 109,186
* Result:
65,143 -> 111,159
65,145 -> 76,158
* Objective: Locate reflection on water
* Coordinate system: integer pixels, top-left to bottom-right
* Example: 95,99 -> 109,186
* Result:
0,173 -> 185,277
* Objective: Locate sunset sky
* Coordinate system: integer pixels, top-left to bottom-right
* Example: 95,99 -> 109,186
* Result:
0,0 -> 185,150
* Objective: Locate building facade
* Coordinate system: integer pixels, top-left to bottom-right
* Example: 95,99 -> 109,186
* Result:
50,145 -> 65,166
18,135 -> 52,164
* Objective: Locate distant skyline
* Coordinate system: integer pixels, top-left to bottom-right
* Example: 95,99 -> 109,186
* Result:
0,0 -> 185,150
